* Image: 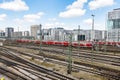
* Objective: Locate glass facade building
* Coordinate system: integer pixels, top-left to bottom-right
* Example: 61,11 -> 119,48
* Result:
107,8 -> 120,42
108,8 -> 120,29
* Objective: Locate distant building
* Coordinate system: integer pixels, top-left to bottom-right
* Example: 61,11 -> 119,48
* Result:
23,31 -> 29,36
31,24 -> 41,39
5,27 -> 14,39
0,30 -> 5,38
36,27 -> 72,41
107,8 -> 120,42
48,28 -> 66,41
73,29 -> 106,41
62,30 -> 73,41
12,31 -> 22,39
11,31 -> 32,40
32,26 -> 106,41
37,29 -> 49,40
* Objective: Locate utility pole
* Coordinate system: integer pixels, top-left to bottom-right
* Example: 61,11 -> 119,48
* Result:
78,25 -> 80,50
118,30 -> 119,42
104,14 -> 108,53
39,24 -> 42,54
67,33 -> 72,74
18,27 -> 19,39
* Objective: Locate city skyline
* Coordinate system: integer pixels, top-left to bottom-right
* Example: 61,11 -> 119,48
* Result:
0,0 -> 120,31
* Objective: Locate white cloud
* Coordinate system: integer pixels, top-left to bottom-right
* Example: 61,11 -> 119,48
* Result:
59,9 -> 86,18
48,18 -> 57,21
66,0 -> 87,9
14,18 -> 24,24
23,12 -> 44,22
0,14 -> 7,21
59,0 -> 87,18
0,0 -> 29,11
95,23 -> 105,30
83,18 -> 92,25
83,18 -> 105,30
44,22 -> 65,28
14,12 -> 44,23
89,0 -> 115,10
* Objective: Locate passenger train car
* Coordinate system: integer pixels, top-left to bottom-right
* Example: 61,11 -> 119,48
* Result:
16,39 -> 120,48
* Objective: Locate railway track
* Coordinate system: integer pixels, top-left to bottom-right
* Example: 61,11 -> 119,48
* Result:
0,47 -> 76,80
14,45 -> 120,66
0,52 -> 53,80
0,53 -> 35,80
2,46 -> 120,80
0,56 -> 58,80
0,66 -> 28,80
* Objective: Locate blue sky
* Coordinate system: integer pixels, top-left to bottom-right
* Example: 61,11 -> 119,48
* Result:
0,0 -> 120,31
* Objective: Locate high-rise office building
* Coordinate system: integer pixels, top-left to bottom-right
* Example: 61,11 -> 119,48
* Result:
107,8 -> 120,42
5,27 -> 14,39
31,25 -> 41,39
108,8 -> 120,29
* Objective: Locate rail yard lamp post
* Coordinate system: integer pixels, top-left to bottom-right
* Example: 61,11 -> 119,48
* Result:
91,14 -> 95,42
91,14 -> 95,63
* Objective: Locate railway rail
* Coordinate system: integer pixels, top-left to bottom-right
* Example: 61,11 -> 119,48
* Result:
4,40 -> 120,53
0,56 -> 58,80
2,46 -> 120,80
0,47 -> 76,80
11,45 -> 120,66
0,66 -> 28,80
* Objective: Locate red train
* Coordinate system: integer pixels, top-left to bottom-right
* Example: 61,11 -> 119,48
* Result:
16,39 -> 92,48
16,39 -> 120,48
